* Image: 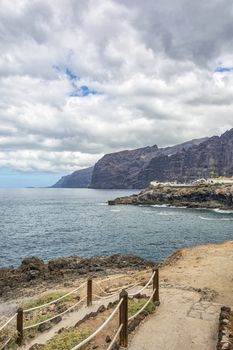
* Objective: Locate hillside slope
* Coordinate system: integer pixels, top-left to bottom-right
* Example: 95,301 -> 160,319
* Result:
52,167 -> 93,188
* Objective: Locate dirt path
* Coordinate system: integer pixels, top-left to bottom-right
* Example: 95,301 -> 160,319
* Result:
129,240 -> 233,350
128,288 -> 221,350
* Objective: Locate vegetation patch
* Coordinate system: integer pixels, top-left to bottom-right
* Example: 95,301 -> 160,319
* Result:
23,291 -> 79,340
0,327 -> 17,350
23,291 -> 74,310
41,328 -> 90,350
128,299 -> 155,317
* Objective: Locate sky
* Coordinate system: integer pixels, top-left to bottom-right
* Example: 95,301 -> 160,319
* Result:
0,0 -> 233,187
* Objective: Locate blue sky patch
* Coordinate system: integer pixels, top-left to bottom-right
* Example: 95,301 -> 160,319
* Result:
65,67 -> 79,81
70,85 -> 98,97
0,168 -> 67,188
53,65 -> 99,97
215,66 -> 233,73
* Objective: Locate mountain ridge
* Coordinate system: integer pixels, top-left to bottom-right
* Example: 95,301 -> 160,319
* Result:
51,137 -> 208,188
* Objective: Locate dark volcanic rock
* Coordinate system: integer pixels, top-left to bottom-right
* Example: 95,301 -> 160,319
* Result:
0,255 -> 153,299
109,183 -> 233,209
52,166 -> 93,188
90,138 -> 207,189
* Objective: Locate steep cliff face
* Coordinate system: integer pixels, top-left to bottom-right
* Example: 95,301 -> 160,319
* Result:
52,129 -> 233,189
52,166 -> 93,188
136,129 -> 233,186
90,138 -> 208,189
90,145 -> 159,189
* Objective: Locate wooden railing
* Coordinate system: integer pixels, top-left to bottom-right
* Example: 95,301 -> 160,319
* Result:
0,267 -> 160,349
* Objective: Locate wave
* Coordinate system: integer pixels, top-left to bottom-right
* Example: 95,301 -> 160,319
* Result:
212,208 -> 233,214
199,216 -> 233,221
110,209 -> 121,212
97,202 -> 108,206
157,212 -> 175,216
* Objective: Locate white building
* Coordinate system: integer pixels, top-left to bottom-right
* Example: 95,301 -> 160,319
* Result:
207,178 -> 233,184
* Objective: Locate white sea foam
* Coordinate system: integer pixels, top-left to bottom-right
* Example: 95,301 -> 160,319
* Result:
199,216 -> 233,221
212,208 -> 233,214
157,212 -> 175,216
110,209 -> 121,212
97,202 -> 108,206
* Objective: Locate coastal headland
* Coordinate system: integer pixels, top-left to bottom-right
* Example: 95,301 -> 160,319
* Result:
108,183 -> 233,210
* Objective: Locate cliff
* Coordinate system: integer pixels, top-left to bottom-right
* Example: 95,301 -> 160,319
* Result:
52,166 -> 93,188
108,183 -> 233,209
135,129 -> 233,187
52,128 -> 233,189
90,138 -> 207,189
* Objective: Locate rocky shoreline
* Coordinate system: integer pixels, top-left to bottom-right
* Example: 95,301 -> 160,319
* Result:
108,183 -> 233,210
0,255 -> 154,300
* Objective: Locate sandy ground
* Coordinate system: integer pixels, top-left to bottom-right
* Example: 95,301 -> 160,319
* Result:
128,240 -> 233,350
160,240 -> 233,305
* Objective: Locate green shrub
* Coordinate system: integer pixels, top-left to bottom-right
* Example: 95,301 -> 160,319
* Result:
24,291 -> 74,310
128,299 -> 155,317
42,328 -> 90,350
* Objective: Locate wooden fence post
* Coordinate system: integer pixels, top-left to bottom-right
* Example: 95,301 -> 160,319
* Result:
87,277 -> 92,307
16,308 -> 23,346
119,289 -> 128,347
153,267 -> 160,306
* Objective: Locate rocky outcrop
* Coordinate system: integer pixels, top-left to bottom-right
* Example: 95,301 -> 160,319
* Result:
108,184 -> 233,209
90,138 -> 207,189
0,255 -> 154,299
52,166 -> 93,188
217,306 -> 233,350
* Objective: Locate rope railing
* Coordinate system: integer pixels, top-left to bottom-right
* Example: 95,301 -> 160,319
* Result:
70,299 -> 123,350
96,280 -> 143,297
0,313 -> 17,332
128,271 -> 155,297
106,324 -> 123,350
0,337 -> 11,350
3,267 -> 159,348
128,289 -> 156,321
24,296 -> 86,330
95,268 -> 150,293
93,282 -> 140,300
24,281 -> 86,313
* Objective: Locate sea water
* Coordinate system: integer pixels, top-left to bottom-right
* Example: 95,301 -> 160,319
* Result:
0,188 -> 233,267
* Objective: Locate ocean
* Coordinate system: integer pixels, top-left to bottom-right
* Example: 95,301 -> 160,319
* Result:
0,188 -> 233,267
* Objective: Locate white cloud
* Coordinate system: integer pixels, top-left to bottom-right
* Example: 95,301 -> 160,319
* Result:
0,0 -> 233,172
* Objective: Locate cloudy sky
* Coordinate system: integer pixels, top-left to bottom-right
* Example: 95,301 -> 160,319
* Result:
1,0 -> 233,187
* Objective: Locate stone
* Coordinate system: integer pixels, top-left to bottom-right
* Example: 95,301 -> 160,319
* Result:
105,335 -> 111,343
38,322 -> 52,332
29,344 -> 43,350
51,316 -> 62,324
97,305 -> 106,313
